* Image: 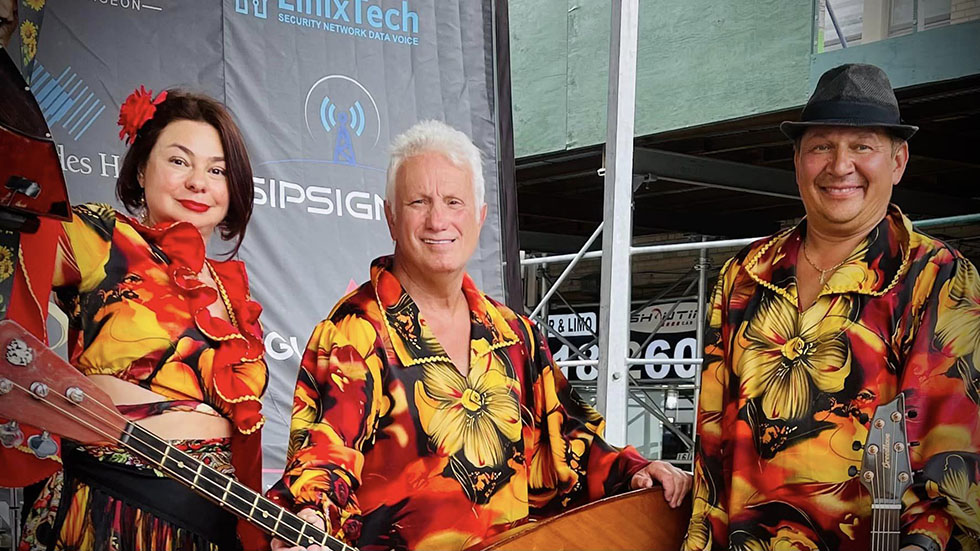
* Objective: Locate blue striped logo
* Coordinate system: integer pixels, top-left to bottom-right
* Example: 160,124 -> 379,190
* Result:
30,63 -> 106,141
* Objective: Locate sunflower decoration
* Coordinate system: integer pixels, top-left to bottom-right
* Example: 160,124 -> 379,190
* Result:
737,294 -> 854,421
19,20 -> 37,65
24,0 -> 46,11
0,246 -> 13,282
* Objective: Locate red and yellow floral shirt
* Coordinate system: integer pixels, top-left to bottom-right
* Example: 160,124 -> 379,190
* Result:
268,256 -> 649,551
683,205 -> 980,551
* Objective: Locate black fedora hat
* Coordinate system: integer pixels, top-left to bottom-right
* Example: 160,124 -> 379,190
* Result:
780,63 -> 918,141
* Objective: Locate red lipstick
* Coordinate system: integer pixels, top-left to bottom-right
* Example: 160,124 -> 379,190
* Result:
179,199 -> 210,213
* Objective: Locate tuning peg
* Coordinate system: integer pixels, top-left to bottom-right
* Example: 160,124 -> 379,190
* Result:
29,382 -> 49,399
4,338 -> 34,366
0,420 -> 23,448
66,387 -> 85,404
27,431 -> 58,459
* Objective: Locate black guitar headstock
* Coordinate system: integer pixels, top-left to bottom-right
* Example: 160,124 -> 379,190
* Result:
859,394 -> 913,503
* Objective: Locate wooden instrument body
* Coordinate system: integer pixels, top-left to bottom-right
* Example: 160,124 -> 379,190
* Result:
0,46 -> 70,221
475,487 -> 692,551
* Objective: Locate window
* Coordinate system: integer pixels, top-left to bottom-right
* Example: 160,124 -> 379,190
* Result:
816,0 -> 954,52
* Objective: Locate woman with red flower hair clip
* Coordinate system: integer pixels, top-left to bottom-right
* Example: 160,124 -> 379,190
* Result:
17,87 -> 270,551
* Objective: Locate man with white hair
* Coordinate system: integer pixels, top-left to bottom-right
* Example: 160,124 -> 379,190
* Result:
268,120 -> 691,551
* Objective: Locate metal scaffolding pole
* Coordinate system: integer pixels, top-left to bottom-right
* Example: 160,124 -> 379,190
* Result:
689,239 -> 710,465
529,223 -> 603,319
522,213 -> 980,268
596,0 -> 640,446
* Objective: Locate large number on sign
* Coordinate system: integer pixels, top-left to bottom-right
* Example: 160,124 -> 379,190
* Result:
554,338 -> 698,381
672,338 -> 698,378
642,337 -> 697,379
553,344 -> 599,381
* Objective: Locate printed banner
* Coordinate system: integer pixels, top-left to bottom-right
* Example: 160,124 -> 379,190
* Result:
17,0 -> 505,488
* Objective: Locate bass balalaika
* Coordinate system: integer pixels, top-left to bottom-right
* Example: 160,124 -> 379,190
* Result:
0,320 -> 355,550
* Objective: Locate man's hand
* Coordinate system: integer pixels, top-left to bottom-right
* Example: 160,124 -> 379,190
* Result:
630,460 -> 692,508
271,508 -> 328,551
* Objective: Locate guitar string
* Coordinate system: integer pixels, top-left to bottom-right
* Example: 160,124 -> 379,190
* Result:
874,421 -> 883,551
872,418 -> 888,551
889,407 -> 901,550
8,381 -> 346,550
871,409 -> 905,551
889,419 -> 895,551
5,381 -> 349,551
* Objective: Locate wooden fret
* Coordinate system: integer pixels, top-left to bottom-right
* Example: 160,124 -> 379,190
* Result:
220,478 -> 233,504
256,498 -> 272,521
272,507 -> 285,533
192,461 -> 204,485
277,513 -> 305,546
871,503 -> 902,509
249,493 -> 261,518
226,481 -> 255,512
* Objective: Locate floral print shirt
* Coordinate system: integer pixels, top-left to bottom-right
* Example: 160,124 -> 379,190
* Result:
49,203 -> 267,436
268,256 -> 649,551
683,205 -> 980,551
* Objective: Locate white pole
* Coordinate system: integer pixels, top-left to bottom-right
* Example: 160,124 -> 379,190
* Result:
596,0 -> 640,446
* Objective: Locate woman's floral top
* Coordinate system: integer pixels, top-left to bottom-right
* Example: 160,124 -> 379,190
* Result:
268,256 -> 649,551
683,205 -> 980,551
50,203 -> 267,436
2,204 -> 269,531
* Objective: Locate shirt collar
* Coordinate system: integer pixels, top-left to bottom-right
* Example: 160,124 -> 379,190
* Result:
745,204 -> 912,301
369,256 -> 519,368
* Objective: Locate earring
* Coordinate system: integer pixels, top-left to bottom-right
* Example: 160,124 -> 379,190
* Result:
136,189 -> 147,223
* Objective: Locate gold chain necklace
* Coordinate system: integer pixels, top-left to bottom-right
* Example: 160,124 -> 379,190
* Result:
205,261 -> 239,328
801,239 -> 847,285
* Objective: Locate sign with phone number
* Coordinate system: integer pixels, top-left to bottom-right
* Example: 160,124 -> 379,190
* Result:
545,301 -> 703,381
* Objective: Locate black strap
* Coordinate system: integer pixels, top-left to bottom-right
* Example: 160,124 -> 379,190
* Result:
900,533 -> 942,551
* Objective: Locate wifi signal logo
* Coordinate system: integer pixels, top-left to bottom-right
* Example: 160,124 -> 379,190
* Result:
320,98 -> 366,137
304,75 -> 381,168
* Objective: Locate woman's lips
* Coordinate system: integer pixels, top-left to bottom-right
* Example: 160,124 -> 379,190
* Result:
178,199 -> 210,213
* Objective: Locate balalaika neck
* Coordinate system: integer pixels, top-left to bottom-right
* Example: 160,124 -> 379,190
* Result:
120,422 -> 353,551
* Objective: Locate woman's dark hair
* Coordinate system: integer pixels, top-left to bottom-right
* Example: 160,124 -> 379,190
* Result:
116,89 -> 254,257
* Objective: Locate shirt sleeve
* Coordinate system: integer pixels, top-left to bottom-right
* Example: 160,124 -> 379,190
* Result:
266,314 -> 386,544
898,254 -> 980,551
683,257 -> 736,551
521,317 -> 650,518
51,203 -> 115,307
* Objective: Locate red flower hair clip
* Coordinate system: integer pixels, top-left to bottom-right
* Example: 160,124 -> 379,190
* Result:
117,85 -> 168,145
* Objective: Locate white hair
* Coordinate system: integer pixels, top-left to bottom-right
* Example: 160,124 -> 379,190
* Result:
385,120 -> 485,217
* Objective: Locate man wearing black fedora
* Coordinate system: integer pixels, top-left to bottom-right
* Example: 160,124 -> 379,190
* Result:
681,63 -> 980,551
